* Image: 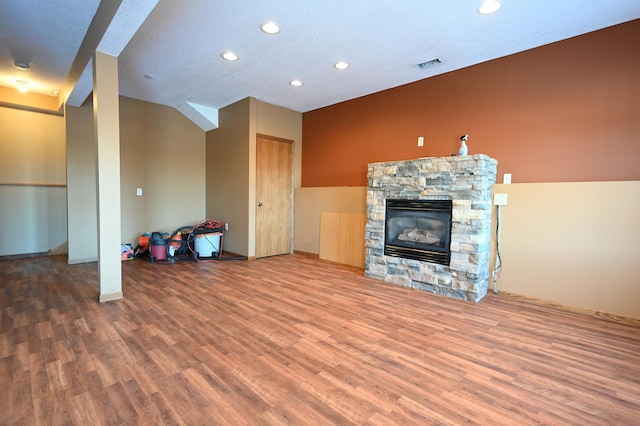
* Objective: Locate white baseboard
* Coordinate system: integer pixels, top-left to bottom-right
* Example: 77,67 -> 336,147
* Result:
99,291 -> 123,303
68,256 -> 98,265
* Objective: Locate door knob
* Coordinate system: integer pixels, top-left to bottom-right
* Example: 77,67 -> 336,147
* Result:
257,202 -> 263,207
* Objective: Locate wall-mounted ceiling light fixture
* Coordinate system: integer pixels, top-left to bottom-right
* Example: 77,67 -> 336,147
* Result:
289,79 -> 303,87
478,0 -> 501,14
334,61 -> 349,70
261,22 -> 280,34
16,80 -> 28,93
222,51 -> 239,61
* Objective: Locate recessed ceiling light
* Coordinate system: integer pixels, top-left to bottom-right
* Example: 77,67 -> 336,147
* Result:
222,51 -> 239,61
15,62 -> 29,71
334,61 -> 349,70
289,80 -> 303,87
261,22 -> 280,34
478,0 -> 501,14
16,80 -> 28,93
143,73 -> 154,80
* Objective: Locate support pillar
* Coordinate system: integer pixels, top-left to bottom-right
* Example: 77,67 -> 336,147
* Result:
93,51 -> 122,302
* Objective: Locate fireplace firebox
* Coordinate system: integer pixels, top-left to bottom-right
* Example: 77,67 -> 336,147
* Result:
384,199 -> 452,265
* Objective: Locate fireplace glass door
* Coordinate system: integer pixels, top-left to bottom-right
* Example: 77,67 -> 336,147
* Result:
384,199 -> 452,265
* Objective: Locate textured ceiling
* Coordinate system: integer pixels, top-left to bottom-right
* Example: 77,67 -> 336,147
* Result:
1,1 -> 640,118
0,0 -> 100,96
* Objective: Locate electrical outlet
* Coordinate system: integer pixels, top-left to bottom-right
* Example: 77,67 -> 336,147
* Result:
136,187 -> 143,196
503,173 -> 512,184
493,193 -> 508,206
417,136 -> 424,147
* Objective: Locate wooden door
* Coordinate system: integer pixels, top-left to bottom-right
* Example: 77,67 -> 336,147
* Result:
256,135 -> 293,258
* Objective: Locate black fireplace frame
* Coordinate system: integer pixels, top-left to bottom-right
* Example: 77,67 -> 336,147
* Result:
384,199 -> 452,265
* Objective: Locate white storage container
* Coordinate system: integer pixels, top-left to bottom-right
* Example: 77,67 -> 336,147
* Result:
194,231 -> 221,258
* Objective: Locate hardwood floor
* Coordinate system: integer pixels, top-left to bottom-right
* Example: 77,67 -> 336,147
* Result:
1,254 -> 639,425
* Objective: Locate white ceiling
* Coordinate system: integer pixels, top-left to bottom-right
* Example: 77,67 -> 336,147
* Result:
1,1 -> 639,120
0,0 -> 101,96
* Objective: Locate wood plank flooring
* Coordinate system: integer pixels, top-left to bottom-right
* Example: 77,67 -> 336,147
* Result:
1,254 -> 639,425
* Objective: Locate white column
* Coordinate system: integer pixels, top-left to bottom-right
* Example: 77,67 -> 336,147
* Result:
93,51 -> 123,302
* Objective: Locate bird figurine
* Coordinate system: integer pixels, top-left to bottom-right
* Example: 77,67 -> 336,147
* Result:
458,134 -> 469,156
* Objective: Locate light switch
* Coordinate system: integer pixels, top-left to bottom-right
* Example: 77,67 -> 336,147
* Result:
136,188 -> 143,196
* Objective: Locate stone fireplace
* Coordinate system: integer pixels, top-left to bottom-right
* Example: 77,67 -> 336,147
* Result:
365,154 -> 497,302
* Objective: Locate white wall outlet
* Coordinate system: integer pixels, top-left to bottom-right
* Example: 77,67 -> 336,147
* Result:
225,223 -> 229,230
417,136 -> 424,147
494,193 -> 508,206
136,187 -> 143,196
503,173 -> 512,184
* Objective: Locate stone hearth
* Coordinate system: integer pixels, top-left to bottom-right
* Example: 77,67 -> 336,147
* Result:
365,154 -> 497,302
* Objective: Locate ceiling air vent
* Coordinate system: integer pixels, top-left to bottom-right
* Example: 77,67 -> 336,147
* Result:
417,58 -> 442,69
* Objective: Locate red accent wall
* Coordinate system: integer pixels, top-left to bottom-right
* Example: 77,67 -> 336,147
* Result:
302,20 -> 640,187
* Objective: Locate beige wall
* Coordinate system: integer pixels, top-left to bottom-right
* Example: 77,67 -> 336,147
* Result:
293,182 -> 640,319
0,106 -> 67,256
206,97 -> 302,258
119,97 -> 206,246
119,97 -> 148,250
491,181 -> 640,319
66,96 -> 206,263
66,101 -> 98,262
206,98 -> 252,256
0,107 -> 66,183
294,186 -> 366,254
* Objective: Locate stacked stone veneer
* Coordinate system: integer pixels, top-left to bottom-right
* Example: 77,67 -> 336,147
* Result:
365,154 -> 497,302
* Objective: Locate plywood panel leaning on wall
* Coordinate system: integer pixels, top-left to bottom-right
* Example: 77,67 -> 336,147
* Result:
319,212 -> 366,268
